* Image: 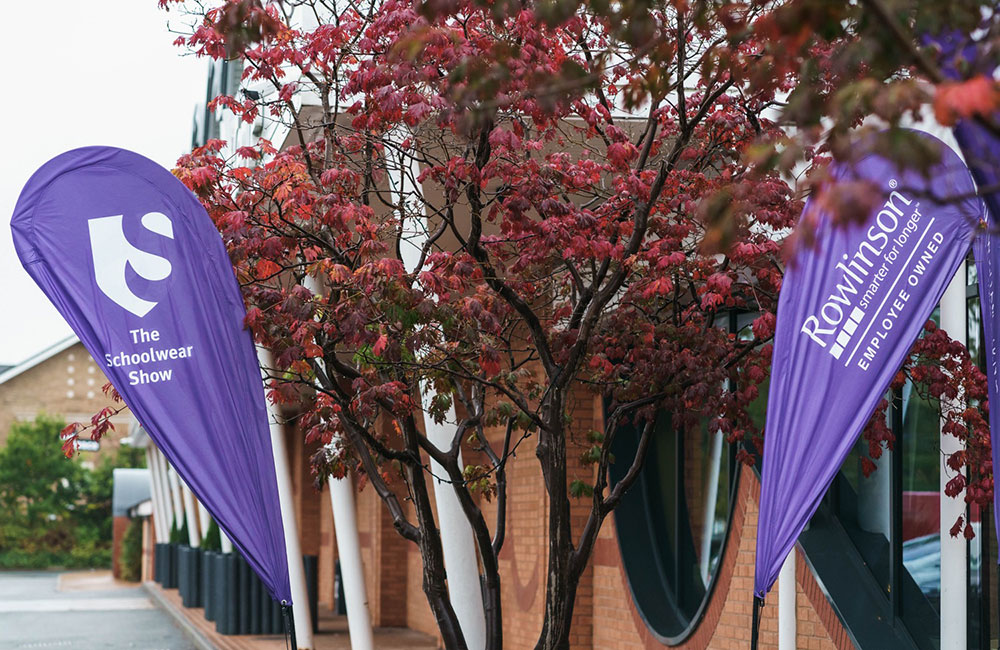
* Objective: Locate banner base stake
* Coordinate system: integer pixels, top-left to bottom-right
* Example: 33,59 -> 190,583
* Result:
751,595 -> 764,650
281,602 -> 297,650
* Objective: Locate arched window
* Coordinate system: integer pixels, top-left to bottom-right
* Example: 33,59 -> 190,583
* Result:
610,413 -> 738,644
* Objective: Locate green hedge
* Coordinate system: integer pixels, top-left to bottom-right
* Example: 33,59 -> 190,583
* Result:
0,415 -> 144,570
119,518 -> 143,582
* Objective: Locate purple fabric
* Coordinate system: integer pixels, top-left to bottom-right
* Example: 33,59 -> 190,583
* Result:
753,131 -> 982,597
972,206 -> 1000,547
929,29 -> 1000,549
10,146 -> 291,603
955,119 -> 1000,545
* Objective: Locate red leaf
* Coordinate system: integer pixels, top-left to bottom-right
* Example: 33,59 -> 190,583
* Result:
934,77 -> 1000,126
373,334 -> 388,357
950,516 -> 964,538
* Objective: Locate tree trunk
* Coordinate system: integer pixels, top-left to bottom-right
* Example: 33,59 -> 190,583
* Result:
405,459 -> 468,649
533,411 -> 580,650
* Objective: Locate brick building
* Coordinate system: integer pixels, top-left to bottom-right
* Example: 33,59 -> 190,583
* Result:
0,335 -> 133,459
144,36 -> 994,650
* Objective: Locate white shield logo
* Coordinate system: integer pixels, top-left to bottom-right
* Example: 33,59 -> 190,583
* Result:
88,212 -> 174,317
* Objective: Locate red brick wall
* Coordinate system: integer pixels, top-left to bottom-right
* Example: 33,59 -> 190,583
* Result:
373,499 -> 409,625
403,486 -> 439,637
111,515 -> 129,579
287,426 -> 322,557
318,484 -> 336,610
142,518 -> 155,583
307,394 -> 855,650
355,469 -> 411,627
590,466 -> 851,650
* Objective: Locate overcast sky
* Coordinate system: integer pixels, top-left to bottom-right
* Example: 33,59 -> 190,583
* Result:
0,2 -> 206,366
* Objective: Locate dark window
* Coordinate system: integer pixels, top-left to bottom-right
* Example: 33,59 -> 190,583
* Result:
610,414 -> 738,644
609,312 -> 750,644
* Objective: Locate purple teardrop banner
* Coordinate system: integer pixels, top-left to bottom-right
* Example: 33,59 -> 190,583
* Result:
754,130 -> 982,598
10,146 -> 291,603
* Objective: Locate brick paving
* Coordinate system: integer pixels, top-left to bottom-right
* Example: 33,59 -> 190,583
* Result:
147,581 -> 439,650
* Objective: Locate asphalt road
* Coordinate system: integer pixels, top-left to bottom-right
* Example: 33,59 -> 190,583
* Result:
0,571 -> 196,650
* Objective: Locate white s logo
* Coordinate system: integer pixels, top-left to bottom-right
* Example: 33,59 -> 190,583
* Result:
88,212 -> 174,317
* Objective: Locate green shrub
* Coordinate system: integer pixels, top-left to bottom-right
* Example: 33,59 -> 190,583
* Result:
169,515 -> 189,544
202,519 -> 222,551
119,518 -> 143,582
0,416 -> 146,569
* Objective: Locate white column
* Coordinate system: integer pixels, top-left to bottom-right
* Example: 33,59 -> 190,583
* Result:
259,346 -> 315,649
197,500 -> 212,545
155,449 -> 177,538
220,529 -> 234,554
392,131 -> 487,649
166,464 -> 185,538
302,275 -> 374,649
939,263 -> 967,650
329,473 -> 375,650
420,388 -> 487,650
778,551 -> 797,650
181,481 -> 201,548
145,446 -> 167,542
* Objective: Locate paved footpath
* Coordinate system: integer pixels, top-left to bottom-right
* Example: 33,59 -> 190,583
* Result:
0,571 -> 197,650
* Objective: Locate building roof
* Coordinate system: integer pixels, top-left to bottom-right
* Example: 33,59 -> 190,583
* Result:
0,335 -> 80,387
112,468 -> 151,517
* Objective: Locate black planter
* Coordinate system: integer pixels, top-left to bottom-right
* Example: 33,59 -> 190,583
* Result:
249,568 -> 262,635
215,552 -> 229,623
195,549 -> 205,607
160,543 -> 178,589
177,546 -> 191,603
211,552 -> 321,636
260,586 -> 278,634
169,543 -> 180,589
217,553 -> 230,625
202,551 -> 217,621
181,547 -> 202,608
237,556 -> 251,634
265,594 -> 285,634
256,578 -> 270,634
217,553 -> 238,635
154,543 -> 165,584
269,594 -> 282,635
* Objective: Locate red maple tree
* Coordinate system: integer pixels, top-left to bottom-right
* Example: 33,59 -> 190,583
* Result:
70,1 -> 1000,647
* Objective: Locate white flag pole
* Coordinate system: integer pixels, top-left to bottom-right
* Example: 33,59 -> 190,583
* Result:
259,346 -> 315,649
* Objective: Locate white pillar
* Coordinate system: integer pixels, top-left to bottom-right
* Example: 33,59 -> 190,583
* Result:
197,500 -> 212,545
420,387 -> 487,650
220,529 -> 234,554
391,132 -> 487,649
699,429 -> 724,584
301,275 -> 374,649
181,481 -> 201,548
778,551 -> 797,650
156,451 -> 172,542
329,474 -> 375,650
939,264 -> 967,650
155,449 -> 177,538
145,447 -> 167,542
166,464 -> 185,538
259,346 -> 314,649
